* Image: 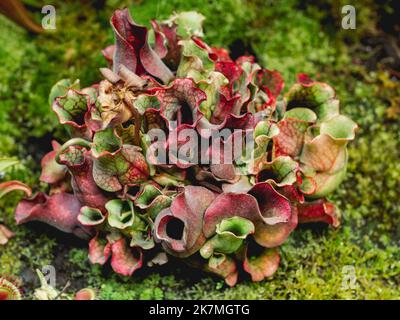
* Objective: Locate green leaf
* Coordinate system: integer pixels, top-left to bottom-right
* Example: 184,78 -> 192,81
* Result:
106,199 -> 135,229
257,156 -> 298,187
0,157 -> 19,172
133,94 -> 160,115
48,79 -> 80,106
200,217 -> 254,259
130,230 -> 155,250
284,107 -> 317,122
320,115 -> 358,140
285,81 -> 339,121
78,206 -> 105,226
177,39 -> 214,81
165,11 -> 205,38
134,184 -> 163,208
198,72 -> 228,119
92,128 -> 122,157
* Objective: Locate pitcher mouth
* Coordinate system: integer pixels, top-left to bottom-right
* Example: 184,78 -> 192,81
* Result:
0,276 -> 23,300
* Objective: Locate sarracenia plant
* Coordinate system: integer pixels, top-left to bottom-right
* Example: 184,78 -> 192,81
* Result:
13,9 -> 357,286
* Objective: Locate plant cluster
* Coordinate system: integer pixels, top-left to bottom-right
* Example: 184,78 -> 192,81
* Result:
14,9 -> 356,286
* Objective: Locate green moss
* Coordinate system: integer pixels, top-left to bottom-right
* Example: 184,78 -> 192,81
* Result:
0,227 -> 55,277
0,0 -> 398,299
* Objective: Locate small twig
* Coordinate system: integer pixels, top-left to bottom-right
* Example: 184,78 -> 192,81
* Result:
54,280 -> 71,300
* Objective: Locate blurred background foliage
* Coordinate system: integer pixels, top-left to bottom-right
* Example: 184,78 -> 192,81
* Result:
0,0 -> 399,299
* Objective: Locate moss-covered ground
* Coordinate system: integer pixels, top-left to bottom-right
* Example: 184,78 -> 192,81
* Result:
0,0 -> 399,299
